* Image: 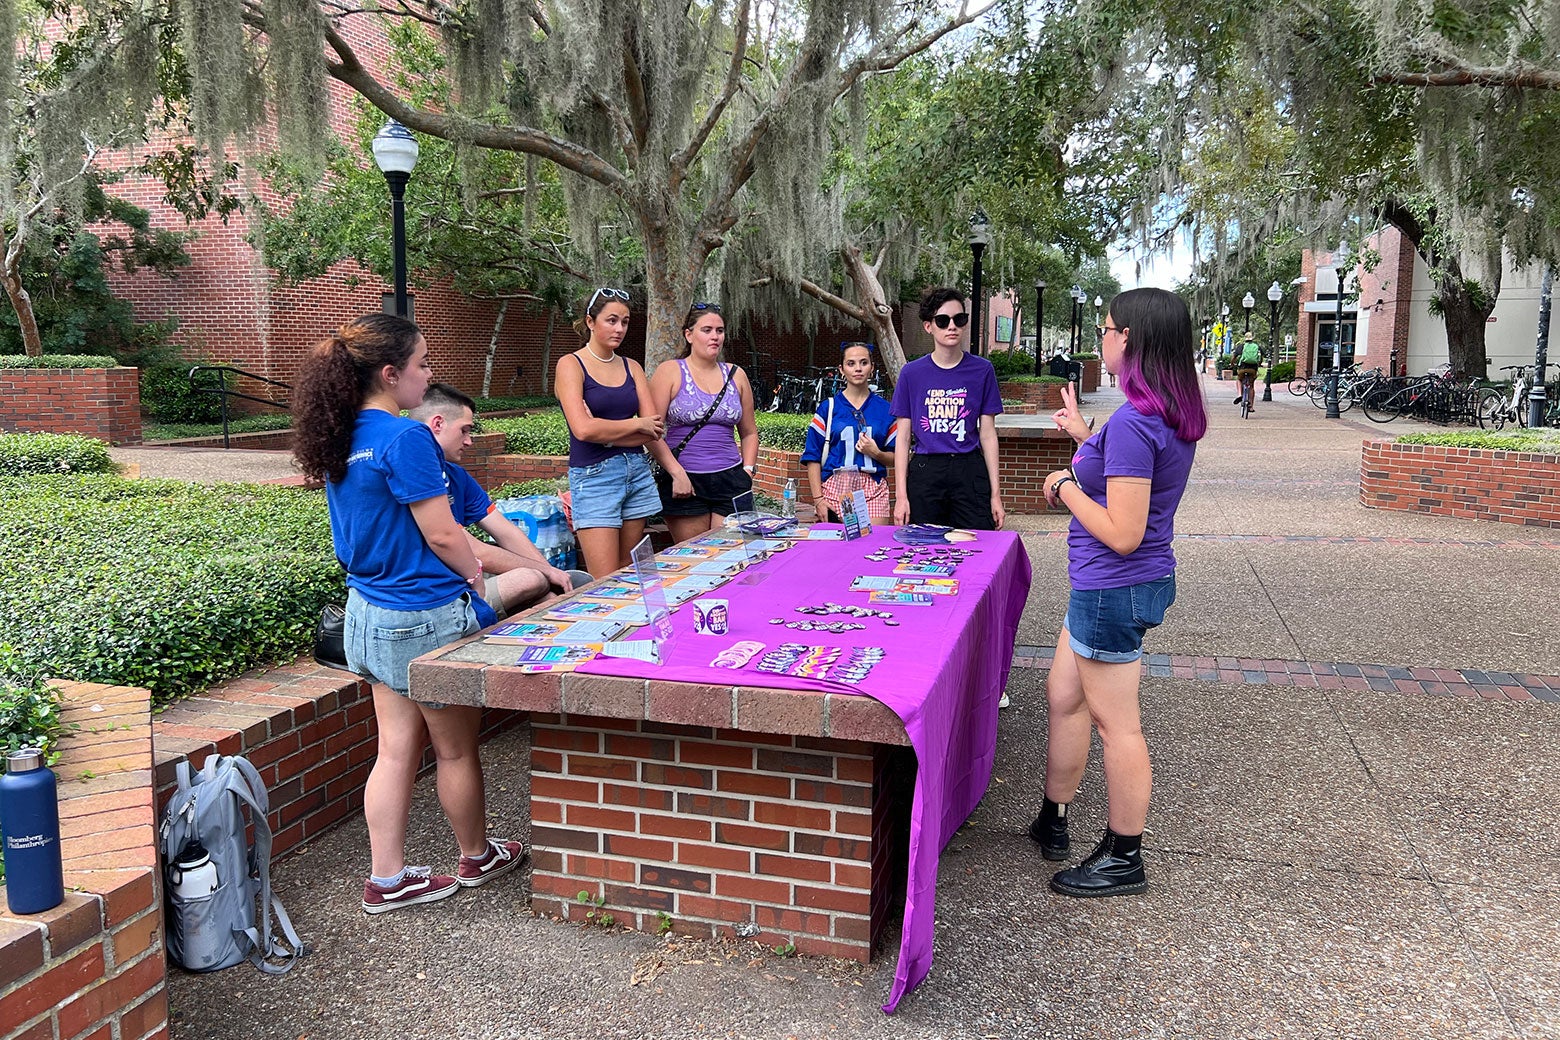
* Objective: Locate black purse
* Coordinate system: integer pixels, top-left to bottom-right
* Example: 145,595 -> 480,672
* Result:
655,363 -> 738,483
312,603 -> 350,672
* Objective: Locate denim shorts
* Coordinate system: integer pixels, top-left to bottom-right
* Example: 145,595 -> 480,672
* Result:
569,452 -> 662,529
1064,575 -> 1176,663
345,589 -> 479,697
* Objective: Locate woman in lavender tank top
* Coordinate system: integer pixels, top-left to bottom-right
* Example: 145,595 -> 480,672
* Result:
647,302 -> 758,544
554,288 -> 667,577
1027,288 -> 1207,900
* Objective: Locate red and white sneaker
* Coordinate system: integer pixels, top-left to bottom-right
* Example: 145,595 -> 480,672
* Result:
457,839 -> 529,888
361,866 -> 459,915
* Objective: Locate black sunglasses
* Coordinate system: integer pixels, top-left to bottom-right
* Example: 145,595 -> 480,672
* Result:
931,312 -> 970,329
692,301 -> 722,314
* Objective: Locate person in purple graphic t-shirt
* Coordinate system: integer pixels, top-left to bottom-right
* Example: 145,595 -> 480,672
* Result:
890,288 -> 1006,530
1027,287 -> 1206,900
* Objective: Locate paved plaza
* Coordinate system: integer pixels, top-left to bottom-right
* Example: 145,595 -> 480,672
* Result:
160,374 -> 1560,1039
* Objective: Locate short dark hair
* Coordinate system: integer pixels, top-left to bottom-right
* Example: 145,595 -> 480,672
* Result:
410,382 -> 476,421
919,287 -> 966,323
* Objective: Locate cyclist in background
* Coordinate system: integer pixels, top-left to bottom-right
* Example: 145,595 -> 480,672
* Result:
1233,332 -> 1262,414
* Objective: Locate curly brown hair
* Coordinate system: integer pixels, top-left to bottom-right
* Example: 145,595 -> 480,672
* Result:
292,314 -> 422,483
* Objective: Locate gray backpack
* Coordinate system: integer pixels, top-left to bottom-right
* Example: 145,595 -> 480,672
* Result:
159,754 -> 303,974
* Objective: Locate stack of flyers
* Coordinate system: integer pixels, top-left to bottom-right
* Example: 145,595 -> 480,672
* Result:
613,560 -> 689,583
658,544 -> 723,561
867,591 -> 935,606
849,575 -> 959,596
690,533 -> 747,549
544,599 -> 655,626
895,560 -> 957,576
484,618 -> 630,644
578,579 -> 644,601
684,555 -> 750,576
513,643 -> 602,671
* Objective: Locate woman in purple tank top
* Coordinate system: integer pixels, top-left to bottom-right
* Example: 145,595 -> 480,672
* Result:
554,288 -> 667,577
647,302 -> 758,544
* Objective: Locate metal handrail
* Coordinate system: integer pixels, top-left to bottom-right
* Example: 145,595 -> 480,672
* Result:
187,365 -> 292,449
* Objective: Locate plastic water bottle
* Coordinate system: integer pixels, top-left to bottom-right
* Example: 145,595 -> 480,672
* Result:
1,748 -> 64,914
170,841 -> 219,901
782,478 -> 797,518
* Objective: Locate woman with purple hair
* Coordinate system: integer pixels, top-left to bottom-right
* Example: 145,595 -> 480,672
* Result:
1027,287 -> 1207,898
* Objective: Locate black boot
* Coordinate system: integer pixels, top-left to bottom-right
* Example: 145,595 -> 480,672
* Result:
1026,798 -> 1070,861
1048,827 -> 1147,898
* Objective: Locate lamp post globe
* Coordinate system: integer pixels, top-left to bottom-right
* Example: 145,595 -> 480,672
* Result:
1263,280 -> 1282,401
1242,291 -> 1255,333
967,208 -> 992,355
1031,278 -> 1046,376
372,120 -> 420,318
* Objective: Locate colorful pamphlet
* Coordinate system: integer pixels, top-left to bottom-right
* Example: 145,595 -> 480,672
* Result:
839,488 -> 873,541
577,579 -> 643,601
849,576 -> 959,596
612,560 -> 689,583
483,618 -> 629,644
868,591 -> 935,606
513,643 -> 602,671
895,561 -> 957,576
850,576 -> 902,593
543,600 -> 654,626
658,544 -> 723,560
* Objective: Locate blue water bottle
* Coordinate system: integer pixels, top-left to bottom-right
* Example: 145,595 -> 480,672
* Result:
1,748 -> 65,914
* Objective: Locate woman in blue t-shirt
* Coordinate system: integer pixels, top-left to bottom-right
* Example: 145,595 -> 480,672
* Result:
294,314 -> 525,916
1028,288 -> 1206,899
801,342 -> 896,522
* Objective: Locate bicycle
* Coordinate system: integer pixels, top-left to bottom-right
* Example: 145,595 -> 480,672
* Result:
1485,366 -> 1531,430
1238,368 -> 1256,418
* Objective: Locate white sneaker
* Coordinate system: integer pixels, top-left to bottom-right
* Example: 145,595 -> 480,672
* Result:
998,691 -> 1011,709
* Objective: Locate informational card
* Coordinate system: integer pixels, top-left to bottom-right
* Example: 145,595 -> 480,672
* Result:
895,561 -> 957,576
850,575 -> 902,593
805,528 -> 845,540
613,560 -> 690,583
577,579 -> 643,600
598,640 -> 661,664
514,643 -> 601,671
658,544 -> 722,560
544,600 -> 655,625
839,489 -> 871,541
483,618 -> 629,644
849,575 -> 959,596
868,591 -> 935,606
684,557 -> 748,576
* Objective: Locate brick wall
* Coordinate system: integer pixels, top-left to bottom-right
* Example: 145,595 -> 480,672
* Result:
998,381 -> 1067,415
1360,440 -> 1560,528
996,434 -> 1075,515
0,682 -> 167,1040
527,718 -> 913,961
0,369 -> 142,445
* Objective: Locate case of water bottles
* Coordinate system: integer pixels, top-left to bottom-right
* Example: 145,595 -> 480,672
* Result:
494,494 -> 578,570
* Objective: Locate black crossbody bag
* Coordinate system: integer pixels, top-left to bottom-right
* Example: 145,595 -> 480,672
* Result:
655,363 -> 737,479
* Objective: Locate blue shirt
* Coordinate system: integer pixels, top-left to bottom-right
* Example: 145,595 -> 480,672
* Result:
800,391 -> 897,483
326,410 -> 468,611
444,460 -> 494,526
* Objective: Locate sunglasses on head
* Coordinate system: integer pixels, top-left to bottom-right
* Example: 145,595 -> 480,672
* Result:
840,341 -> 874,354
587,287 -> 631,311
931,312 -> 970,329
691,301 -> 722,315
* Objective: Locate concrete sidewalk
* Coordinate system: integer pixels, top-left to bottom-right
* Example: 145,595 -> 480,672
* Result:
166,373 -> 1560,1040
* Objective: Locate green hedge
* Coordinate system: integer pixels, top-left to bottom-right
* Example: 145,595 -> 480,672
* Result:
998,374 -> 1069,385
485,408 -> 815,455
475,395 -> 559,413
1071,352 -> 1100,361
0,433 -> 118,476
1395,430 -> 1560,454
988,349 -> 1039,380
144,414 -> 294,442
0,475 -> 342,706
0,354 -> 119,369
1269,361 -> 1296,383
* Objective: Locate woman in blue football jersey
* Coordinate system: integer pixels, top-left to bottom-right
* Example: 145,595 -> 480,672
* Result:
801,342 -> 896,522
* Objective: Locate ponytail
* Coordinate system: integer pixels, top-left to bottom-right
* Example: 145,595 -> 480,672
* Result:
293,315 -> 422,482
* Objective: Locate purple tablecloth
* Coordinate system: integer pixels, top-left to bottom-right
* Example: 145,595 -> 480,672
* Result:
578,527 -> 1033,1012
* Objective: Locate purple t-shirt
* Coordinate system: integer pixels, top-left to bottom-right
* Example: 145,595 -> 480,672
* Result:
1067,401 -> 1196,590
890,353 -> 1002,455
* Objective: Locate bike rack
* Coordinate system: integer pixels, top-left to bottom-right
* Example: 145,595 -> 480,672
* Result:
187,365 -> 292,449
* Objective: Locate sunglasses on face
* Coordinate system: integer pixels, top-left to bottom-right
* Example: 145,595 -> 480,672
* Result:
931,312 -> 970,329
587,287 -> 631,311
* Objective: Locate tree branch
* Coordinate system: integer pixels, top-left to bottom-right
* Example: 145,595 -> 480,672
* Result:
1373,62 -> 1560,90
671,0 -> 752,187
285,11 -> 632,193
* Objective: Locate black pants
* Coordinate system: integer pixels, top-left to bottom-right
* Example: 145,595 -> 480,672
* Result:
907,452 -> 995,530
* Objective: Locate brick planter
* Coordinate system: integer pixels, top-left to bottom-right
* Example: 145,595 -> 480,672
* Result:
1361,439 -> 1560,528
998,381 -> 1067,415
1076,359 -> 1101,393
0,681 -> 167,1040
0,368 -> 142,445
994,416 -> 1084,514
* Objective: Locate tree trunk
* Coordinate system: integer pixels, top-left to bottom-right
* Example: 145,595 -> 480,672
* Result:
840,245 -> 906,384
540,306 -> 556,394
0,235 -> 43,357
1435,268 -> 1496,379
482,299 -> 508,398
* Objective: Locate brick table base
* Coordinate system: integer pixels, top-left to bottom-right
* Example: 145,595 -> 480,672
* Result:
527,716 -> 914,961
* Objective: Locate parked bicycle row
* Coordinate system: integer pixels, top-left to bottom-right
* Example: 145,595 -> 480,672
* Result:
1285,364 -> 1559,427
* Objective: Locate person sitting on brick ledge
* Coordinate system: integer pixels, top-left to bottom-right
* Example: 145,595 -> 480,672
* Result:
411,383 -> 581,619
292,314 -> 527,914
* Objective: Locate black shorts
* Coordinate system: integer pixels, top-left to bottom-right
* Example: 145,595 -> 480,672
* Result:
658,462 -> 755,518
907,452 -> 995,530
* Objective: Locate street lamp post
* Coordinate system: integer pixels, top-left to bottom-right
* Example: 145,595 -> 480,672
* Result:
1093,295 -> 1103,343
1220,303 -> 1231,369
1069,284 -> 1083,354
1031,278 -> 1046,377
1326,240 -> 1349,420
371,120 -> 420,318
968,208 -> 992,355
1201,320 -> 1211,371
1242,291 -> 1255,334
1264,280 -> 1282,401
1532,264 -> 1552,428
